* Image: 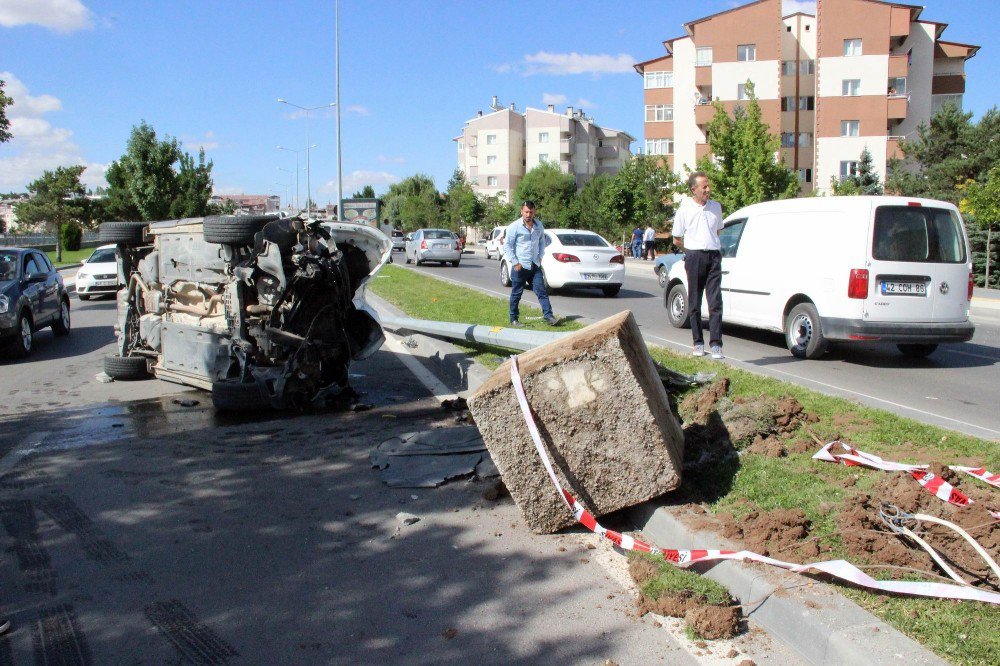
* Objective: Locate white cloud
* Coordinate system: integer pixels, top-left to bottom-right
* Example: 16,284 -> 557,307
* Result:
181,131 -> 220,153
0,0 -> 93,33
0,72 -> 106,191
378,154 -> 405,164
345,104 -> 369,116
782,0 -> 816,15
576,98 -> 596,109
522,51 -> 636,76
541,93 -> 567,106
322,170 -> 399,194
492,63 -> 512,74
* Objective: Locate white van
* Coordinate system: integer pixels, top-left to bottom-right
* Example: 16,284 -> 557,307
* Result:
484,226 -> 506,260
663,196 -> 975,359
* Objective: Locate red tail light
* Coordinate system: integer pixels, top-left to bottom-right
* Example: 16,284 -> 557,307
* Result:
552,253 -> 580,263
609,254 -> 624,264
420,240 -> 427,250
848,268 -> 869,299
968,272 -> 974,301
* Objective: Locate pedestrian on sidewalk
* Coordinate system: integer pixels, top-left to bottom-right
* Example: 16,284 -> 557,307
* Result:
643,224 -> 656,260
672,171 -> 725,359
631,226 -> 643,258
503,200 -> 558,327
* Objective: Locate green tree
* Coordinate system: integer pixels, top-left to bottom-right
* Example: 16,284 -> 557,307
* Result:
571,174 -> 613,237
15,165 -> 87,262
481,193 -> 517,229
444,169 -> 483,231
959,167 -> 1000,288
352,185 -> 376,198
601,155 -> 680,236
696,81 -> 798,214
382,174 -> 442,231
0,79 -> 12,143
831,147 -> 883,195
512,162 -> 577,227
169,148 -> 214,218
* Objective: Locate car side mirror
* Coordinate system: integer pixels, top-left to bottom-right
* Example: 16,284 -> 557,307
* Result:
25,273 -> 46,283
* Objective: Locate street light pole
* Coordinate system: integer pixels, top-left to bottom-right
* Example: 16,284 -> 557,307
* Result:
336,0 -> 343,221
276,149 -> 306,210
276,167 -> 298,210
277,98 -> 336,217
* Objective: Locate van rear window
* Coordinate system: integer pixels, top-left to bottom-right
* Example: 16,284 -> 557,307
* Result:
872,206 -> 966,263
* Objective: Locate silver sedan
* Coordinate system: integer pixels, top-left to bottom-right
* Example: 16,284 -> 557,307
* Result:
404,229 -> 462,267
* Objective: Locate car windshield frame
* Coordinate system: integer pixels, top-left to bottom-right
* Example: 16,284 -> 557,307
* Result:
423,230 -> 453,240
552,232 -> 610,248
0,252 -> 18,280
87,248 -> 118,264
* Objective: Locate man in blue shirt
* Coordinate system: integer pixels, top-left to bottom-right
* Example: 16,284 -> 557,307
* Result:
503,200 -> 557,327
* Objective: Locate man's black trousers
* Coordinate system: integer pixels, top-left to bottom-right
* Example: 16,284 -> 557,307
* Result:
684,249 -> 723,347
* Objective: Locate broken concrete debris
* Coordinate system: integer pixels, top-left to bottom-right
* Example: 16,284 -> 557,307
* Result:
371,426 -> 499,488
469,311 -> 685,534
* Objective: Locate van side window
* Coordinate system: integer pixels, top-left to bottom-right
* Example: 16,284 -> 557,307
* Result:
873,206 -> 966,263
719,219 -> 747,258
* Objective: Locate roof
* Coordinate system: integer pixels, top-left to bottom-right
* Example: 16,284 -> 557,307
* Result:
633,52 -> 674,75
936,40 -> 980,60
683,0 -> 774,34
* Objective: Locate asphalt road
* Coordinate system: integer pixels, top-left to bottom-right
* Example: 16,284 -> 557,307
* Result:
396,249 -> 1000,441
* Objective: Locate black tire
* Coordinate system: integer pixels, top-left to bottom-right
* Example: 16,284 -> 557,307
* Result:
104,354 -> 150,380
78,294 -> 91,301
785,303 -> 828,359
897,343 -> 938,358
666,284 -> 690,329
656,265 -> 668,288
405,253 -> 412,264
451,260 -> 460,267
602,285 -> 621,297
211,379 -> 270,412
9,310 -> 33,358
415,258 -> 424,266
203,215 -> 275,245
99,221 -> 147,244
51,298 -> 71,336
500,262 -> 512,288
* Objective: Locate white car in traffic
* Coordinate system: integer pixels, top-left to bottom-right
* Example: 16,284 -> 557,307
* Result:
499,229 -> 625,296
75,244 -> 122,300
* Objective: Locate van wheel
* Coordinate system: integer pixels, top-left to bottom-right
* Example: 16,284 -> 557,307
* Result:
212,379 -> 270,411
104,354 -> 150,380
666,284 -> 689,329
786,303 -> 828,359
897,343 -> 938,358
500,262 -> 512,288
656,265 -> 668,288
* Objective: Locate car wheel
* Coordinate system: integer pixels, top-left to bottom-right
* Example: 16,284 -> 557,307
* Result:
500,262 -> 512,288
99,221 -> 147,245
103,354 -> 150,380
203,214 -> 275,245
211,379 -> 270,411
415,257 -> 424,266
785,303 -> 828,359
451,260 -> 460,267
656,265 -> 668,289
51,298 -> 71,336
897,343 -> 938,358
10,310 -> 33,358
405,252 -> 412,264
78,294 -> 91,301
602,285 -> 621,297
666,284 -> 690,329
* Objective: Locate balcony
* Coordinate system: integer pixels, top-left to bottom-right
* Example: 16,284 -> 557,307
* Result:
596,145 -> 618,159
559,139 -> 571,154
888,54 -> 908,78
558,160 -> 572,174
695,102 -> 716,125
886,136 -> 904,160
695,66 -> 712,87
887,96 -> 908,120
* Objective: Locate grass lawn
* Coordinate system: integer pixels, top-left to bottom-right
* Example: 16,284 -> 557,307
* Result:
368,263 -> 999,664
45,248 -> 95,267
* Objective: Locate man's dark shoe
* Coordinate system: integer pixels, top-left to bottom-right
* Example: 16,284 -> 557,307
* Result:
509,320 -> 524,328
545,315 -> 559,326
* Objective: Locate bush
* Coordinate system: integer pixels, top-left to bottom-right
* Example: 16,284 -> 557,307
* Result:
62,221 -> 83,251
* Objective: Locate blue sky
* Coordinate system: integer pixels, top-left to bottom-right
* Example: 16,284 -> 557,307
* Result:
1,0 -> 996,206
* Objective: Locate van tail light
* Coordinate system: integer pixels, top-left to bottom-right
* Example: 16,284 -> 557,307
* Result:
848,268 -> 869,299
609,254 -> 624,264
552,253 -> 580,263
968,272 -> 975,301
420,240 -> 427,250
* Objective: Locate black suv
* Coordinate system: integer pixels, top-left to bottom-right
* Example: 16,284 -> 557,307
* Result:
0,247 -> 71,357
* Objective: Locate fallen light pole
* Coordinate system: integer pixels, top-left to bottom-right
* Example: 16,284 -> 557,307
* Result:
375,313 -> 567,351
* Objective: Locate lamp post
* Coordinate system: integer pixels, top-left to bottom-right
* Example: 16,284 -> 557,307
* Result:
277,99 -> 336,216
276,164 -> 304,211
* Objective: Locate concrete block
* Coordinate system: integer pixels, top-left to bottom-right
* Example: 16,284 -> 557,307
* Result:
468,311 -> 684,533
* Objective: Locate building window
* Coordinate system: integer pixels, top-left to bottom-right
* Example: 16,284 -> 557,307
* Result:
786,25 -> 792,32
798,168 -> 812,183
737,44 -> 756,62
781,96 -> 796,112
799,96 -> 814,111
644,71 -> 674,88
644,139 -> 674,155
842,79 -> 860,96
457,142 -> 464,150
840,161 -> 860,179
932,94 -> 963,114
843,38 -> 862,56
800,60 -> 814,74
538,154 -> 549,163
798,132 -> 813,147
841,120 -> 860,137
486,134 -> 497,145
645,105 -> 674,122
781,61 -> 796,76
737,83 -> 750,101
781,132 -> 796,148
486,155 -> 497,165
888,77 -> 907,96
695,47 -> 713,67
538,132 -> 549,143
487,176 -> 498,187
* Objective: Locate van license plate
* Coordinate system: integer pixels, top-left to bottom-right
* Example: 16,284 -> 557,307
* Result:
583,273 -> 609,280
881,281 -> 927,296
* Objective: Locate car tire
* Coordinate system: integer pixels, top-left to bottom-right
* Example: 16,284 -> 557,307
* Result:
78,294 -> 91,301
897,343 -> 938,358
9,310 -> 33,358
602,285 -> 621,297
415,258 -> 423,266
103,354 -> 150,380
500,262 -> 512,288
666,284 -> 690,329
211,379 -> 270,412
451,260 -> 460,267
51,298 -> 71,336
656,265 -> 668,289
405,253 -> 411,264
203,214 -> 275,245
785,303 -> 828,359
99,221 -> 147,245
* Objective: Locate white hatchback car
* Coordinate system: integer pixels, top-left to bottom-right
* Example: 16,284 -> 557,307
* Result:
499,229 -> 625,296
484,226 -> 505,260
75,244 -> 123,300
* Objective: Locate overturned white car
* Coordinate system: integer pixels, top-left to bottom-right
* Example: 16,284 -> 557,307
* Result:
98,214 -> 391,410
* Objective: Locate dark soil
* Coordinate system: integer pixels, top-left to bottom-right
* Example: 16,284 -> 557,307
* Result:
685,604 -> 741,640
719,508 -> 820,559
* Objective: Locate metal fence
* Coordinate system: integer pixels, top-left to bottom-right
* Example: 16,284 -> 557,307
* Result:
0,231 -> 100,249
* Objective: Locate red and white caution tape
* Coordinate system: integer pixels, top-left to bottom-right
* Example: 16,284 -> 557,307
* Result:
508,358 -> 1000,605
951,466 -> 1000,490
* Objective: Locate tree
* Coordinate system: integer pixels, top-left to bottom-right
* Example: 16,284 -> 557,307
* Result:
481,193 -> 517,229
15,166 -> 87,262
832,147 -> 883,195
959,167 -> 1000,288
511,162 -> 577,227
382,174 -> 442,231
444,169 -> 483,231
352,185 -> 376,198
600,155 -> 680,237
696,81 -> 798,214
572,174 -> 613,238
169,148 -> 214,218
0,79 -> 12,143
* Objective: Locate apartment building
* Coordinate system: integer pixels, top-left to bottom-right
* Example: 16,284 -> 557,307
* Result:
635,0 -> 978,194
208,194 -> 280,215
454,97 -> 634,200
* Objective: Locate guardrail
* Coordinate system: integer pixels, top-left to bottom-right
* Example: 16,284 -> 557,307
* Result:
0,232 -> 100,250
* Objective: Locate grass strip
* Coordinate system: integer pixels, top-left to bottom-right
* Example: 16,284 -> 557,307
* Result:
45,248 -> 94,267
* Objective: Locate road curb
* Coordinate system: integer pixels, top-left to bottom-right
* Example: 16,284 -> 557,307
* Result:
626,503 -> 948,666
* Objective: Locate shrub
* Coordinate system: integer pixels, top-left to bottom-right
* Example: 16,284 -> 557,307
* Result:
62,221 -> 83,251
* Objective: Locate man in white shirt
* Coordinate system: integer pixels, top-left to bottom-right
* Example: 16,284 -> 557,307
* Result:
642,224 -> 656,260
671,172 -> 725,359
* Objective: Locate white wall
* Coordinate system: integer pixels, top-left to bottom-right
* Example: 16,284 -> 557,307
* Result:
817,55 -> 888,97
896,22 -> 935,139
672,37 -> 701,173
712,60 -> 781,100
816,135 -> 888,193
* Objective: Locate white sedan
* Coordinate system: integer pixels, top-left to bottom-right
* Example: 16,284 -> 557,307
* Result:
75,244 -> 122,300
499,229 -> 625,297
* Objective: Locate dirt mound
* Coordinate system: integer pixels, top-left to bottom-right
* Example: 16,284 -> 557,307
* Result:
745,436 -> 785,458
836,463 -> 1000,588
685,605 -> 741,640
719,508 -> 819,559
629,557 -> 741,639
681,378 -> 730,424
